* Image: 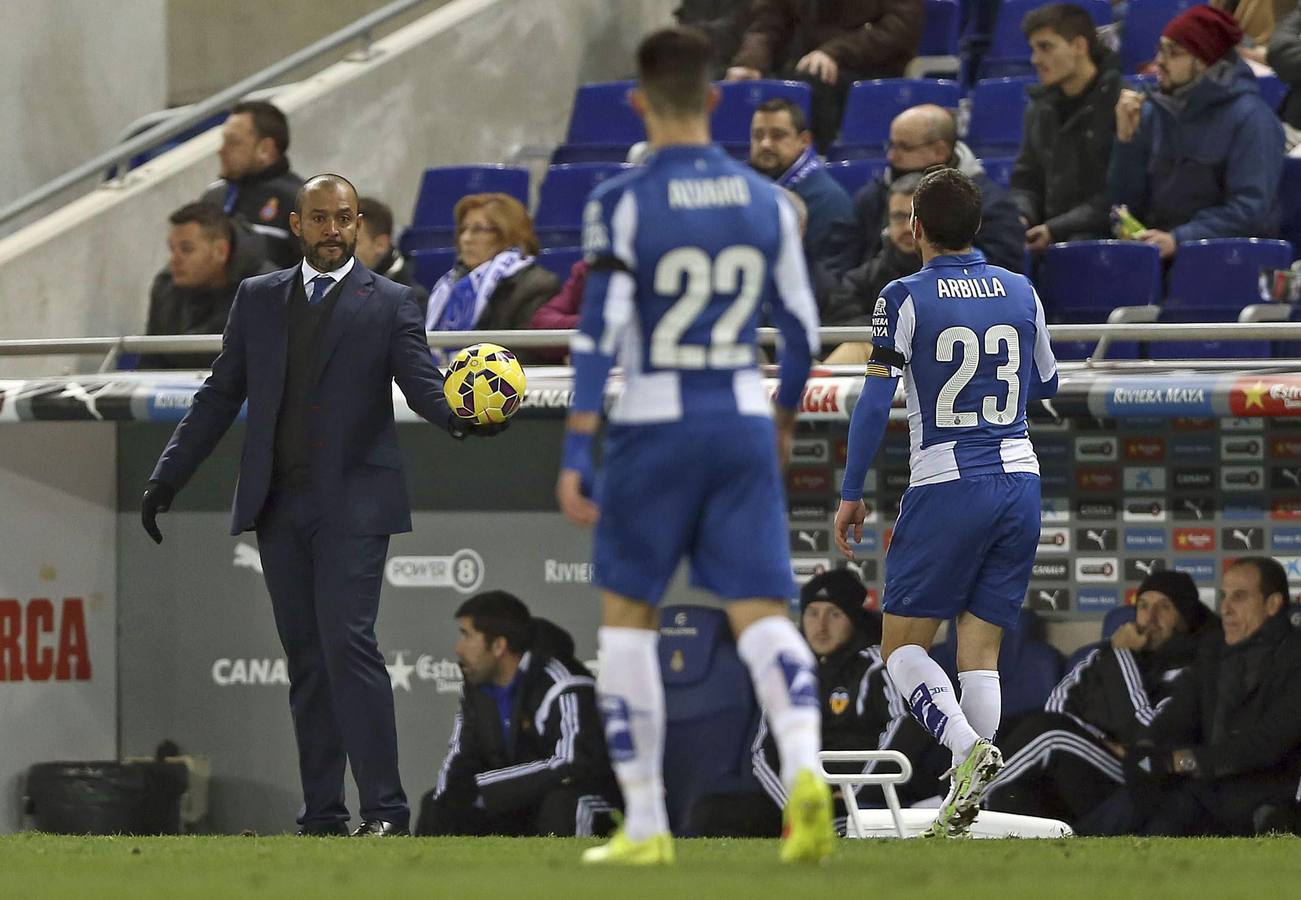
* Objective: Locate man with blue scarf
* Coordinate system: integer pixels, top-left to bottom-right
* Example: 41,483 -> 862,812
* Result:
749,98 -> 854,269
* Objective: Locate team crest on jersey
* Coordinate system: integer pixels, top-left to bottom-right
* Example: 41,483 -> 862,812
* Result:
828,688 -> 850,716
259,196 -> 279,221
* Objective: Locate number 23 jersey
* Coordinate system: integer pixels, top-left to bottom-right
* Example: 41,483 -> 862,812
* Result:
871,251 -> 1057,487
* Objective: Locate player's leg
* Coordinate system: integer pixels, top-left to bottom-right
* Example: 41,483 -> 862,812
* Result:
955,612 -> 1003,745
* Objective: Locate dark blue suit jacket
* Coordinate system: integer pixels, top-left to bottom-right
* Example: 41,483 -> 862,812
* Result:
151,261 -> 454,536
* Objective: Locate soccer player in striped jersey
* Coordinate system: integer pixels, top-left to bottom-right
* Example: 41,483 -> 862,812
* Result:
555,26 -> 831,865
834,167 -> 1059,838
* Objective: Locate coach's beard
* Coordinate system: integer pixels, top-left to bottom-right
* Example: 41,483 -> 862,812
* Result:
302,236 -> 356,272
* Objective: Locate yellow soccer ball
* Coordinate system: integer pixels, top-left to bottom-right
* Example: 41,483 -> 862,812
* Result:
442,343 -> 527,425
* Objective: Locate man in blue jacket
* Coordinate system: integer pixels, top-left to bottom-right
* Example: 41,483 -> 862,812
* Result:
1110,4 -> 1284,260
140,174 -> 502,837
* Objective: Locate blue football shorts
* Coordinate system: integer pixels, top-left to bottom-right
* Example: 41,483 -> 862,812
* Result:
592,416 -> 796,605
882,472 -> 1040,629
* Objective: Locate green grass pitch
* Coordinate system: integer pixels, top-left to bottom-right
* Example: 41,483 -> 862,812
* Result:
2,833 -> 1298,899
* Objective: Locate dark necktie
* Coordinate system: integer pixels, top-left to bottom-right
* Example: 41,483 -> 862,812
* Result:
308,274 -> 334,306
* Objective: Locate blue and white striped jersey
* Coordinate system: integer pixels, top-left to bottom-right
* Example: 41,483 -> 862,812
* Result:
568,144 -> 820,423
872,251 -> 1057,487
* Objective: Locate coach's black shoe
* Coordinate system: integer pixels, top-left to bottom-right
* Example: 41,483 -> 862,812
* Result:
350,819 -> 408,837
295,822 -> 348,836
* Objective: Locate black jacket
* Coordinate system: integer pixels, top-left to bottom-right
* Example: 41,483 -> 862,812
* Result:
1044,632 -> 1204,748
821,238 -> 919,324
1010,66 -> 1122,241
372,249 -> 430,319
823,143 -> 1025,278
201,156 -> 305,269
755,635 -> 945,808
434,620 -> 619,818
1146,615 -> 1301,784
141,220 -> 276,369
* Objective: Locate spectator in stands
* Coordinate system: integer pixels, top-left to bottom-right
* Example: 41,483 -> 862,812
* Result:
824,105 -> 1024,277
675,0 -> 752,76
1267,1 -> 1301,131
201,101 -> 304,270
1110,5 -> 1284,259
748,98 -> 855,268
141,202 -> 275,369
415,591 -> 620,837
355,197 -> 429,315
1083,557 -> 1301,836
1013,4 -> 1123,250
425,193 -> 559,342
984,571 -> 1216,830
821,174 -> 922,364
725,0 -> 925,151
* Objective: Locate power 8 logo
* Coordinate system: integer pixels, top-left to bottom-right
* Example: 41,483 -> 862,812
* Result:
450,549 -> 485,594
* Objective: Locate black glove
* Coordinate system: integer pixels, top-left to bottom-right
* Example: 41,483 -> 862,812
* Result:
141,480 -> 176,545
449,418 -> 511,440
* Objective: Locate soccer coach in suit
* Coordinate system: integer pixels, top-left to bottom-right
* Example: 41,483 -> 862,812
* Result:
140,173 -> 502,836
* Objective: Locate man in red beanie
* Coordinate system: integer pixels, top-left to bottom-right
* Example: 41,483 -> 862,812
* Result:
1109,3 -> 1283,259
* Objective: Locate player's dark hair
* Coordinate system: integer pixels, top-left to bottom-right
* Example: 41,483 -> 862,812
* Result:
1228,556 -> 1290,608
295,173 -> 359,214
456,591 -> 534,654
230,100 -> 290,155
755,98 -> 808,135
168,201 -> 233,244
358,196 -> 394,238
1021,3 -> 1101,62
637,26 -> 714,117
911,166 -> 982,252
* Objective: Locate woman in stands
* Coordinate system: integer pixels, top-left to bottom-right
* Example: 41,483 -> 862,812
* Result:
425,193 -> 559,356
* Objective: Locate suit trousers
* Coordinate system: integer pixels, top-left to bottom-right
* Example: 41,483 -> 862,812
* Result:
256,487 -> 407,828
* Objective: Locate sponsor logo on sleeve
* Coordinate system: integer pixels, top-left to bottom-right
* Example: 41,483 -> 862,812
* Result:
1076,557 -> 1120,582
871,297 -> 889,338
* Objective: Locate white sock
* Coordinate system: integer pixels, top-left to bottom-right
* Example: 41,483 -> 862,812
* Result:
885,644 -> 981,758
737,615 -> 822,792
595,626 -> 669,841
958,669 -> 1001,742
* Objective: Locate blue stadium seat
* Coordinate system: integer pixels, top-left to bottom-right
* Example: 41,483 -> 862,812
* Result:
832,79 -> 962,158
1257,74 -> 1287,112
1281,158 -> 1301,260
927,609 -> 1062,718
920,0 -> 962,57
966,77 -> 1035,158
1102,605 -> 1136,640
659,606 -> 765,836
409,165 -> 529,231
825,159 -> 888,197
562,80 -> 644,146
981,155 -> 1015,188
534,163 -> 630,248
537,246 -> 582,284
1164,238 -> 1293,310
1120,0 -> 1197,74
712,80 -> 813,149
981,0 -> 1111,78
410,247 -> 457,292
1034,241 -> 1158,359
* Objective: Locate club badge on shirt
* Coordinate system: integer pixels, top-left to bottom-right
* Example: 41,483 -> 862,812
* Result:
260,196 -> 279,221
829,688 -> 849,716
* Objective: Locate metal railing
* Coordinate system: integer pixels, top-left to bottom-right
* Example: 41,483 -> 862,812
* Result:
2,323 -> 1300,374
0,0 -> 431,229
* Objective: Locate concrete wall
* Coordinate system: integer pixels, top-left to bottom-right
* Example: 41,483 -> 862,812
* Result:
0,0 -> 675,376
165,0 -> 450,105
0,0 -> 166,213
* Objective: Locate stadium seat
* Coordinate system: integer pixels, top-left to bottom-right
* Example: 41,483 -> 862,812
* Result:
1102,605 -> 1136,640
1280,158 -> 1301,258
928,609 -> 1062,719
534,163 -> 630,248
825,159 -> 888,197
981,155 -> 1015,189
659,606 -> 766,836
1165,238 -> 1293,310
409,166 -> 529,234
552,80 -> 645,163
410,247 -> 457,292
1035,241 -> 1158,359
711,79 -> 813,152
832,79 -> 962,159
1120,0 -> 1197,74
966,77 -> 1035,158
981,0 -> 1111,78
906,0 -> 962,78
1257,74 -> 1287,112
537,246 -> 582,284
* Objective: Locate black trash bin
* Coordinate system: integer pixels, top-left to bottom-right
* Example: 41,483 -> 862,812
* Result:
26,760 -> 188,834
